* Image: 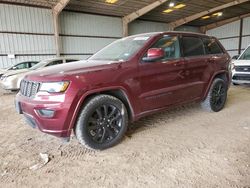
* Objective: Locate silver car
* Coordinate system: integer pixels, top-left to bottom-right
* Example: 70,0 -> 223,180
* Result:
0,61 -> 38,77
0,57 -> 79,91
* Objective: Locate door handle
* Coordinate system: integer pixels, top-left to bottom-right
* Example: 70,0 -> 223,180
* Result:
208,57 -> 216,63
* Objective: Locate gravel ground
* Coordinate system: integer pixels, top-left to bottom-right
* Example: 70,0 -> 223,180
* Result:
0,86 -> 249,188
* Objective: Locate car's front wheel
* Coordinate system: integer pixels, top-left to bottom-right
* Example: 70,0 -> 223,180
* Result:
201,78 -> 228,112
75,95 -> 128,150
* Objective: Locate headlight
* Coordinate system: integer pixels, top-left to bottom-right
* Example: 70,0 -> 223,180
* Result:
39,81 -> 70,93
231,63 -> 235,70
3,75 -> 17,81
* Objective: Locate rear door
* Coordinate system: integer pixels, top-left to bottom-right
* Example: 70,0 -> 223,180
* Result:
139,35 -> 190,112
203,37 -> 228,72
181,35 -> 209,100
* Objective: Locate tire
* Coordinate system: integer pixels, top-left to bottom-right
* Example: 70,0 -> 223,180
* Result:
75,94 -> 128,150
201,78 -> 228,112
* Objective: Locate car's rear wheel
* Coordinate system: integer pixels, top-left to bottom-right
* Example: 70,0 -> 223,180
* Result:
201,78 -> 228,112
75,95 -> 128,150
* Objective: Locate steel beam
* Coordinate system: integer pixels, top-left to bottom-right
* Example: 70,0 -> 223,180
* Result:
122,0 -> 168,36
169,0 -> 250,29
52,0 -> 71,56
200,12 -> 250,33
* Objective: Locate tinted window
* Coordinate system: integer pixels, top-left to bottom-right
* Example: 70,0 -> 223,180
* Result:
203,38 -> 223,54
151,36 -> 180,60
182,36 -> 205,57
46,60 -> 63,67
66,59 -> 78,63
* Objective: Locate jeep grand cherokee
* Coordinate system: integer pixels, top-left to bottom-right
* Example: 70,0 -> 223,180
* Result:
15,32 -> 231,150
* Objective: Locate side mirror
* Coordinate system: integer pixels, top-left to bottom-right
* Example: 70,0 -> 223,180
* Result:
142,48 -> 165,62
232,55 -> 239,60
12,66 -> 17,70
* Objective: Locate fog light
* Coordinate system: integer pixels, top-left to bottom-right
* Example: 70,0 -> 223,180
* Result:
37,109 -> 55,118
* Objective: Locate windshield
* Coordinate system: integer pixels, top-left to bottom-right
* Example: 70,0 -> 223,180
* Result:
29,61 -> 48,70
89,34 -> 154,61
239,46 -> 250,60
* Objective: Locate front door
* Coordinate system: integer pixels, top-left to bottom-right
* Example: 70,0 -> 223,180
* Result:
138,35 -> 190,112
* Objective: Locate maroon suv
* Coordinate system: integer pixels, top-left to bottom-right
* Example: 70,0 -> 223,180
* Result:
16,32 -> 231,150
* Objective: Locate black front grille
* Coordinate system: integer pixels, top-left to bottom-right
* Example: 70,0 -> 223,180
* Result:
20,80 -> 40,97
233,74 -> 250,81
235,66 -> 250,72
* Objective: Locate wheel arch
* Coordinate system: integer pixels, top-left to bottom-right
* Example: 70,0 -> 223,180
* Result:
69,87 -> 135,132
202,71 -> 230,101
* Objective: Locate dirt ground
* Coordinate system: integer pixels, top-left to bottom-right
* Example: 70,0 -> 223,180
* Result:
0,86 -> 249,188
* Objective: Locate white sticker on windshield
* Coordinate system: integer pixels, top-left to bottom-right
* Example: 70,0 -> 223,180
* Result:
133,37 -> 150,41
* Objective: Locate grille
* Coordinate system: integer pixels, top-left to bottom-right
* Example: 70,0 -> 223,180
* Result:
233,74 -> 250,81
235,66 -> 250,72
20,80 -> 40,98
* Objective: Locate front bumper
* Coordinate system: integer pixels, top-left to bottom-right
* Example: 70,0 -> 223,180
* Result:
15,92 -> 74,138
0,79 -> 18,90
232,71 -> 250,84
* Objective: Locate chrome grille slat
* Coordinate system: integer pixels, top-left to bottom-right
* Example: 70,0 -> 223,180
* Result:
235,66 -> 250,72
20,80 -> 40,98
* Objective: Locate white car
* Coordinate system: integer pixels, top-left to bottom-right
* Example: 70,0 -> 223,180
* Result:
232,45 -> 250,85
0,57 -> 79,91
0,61 -> 38,77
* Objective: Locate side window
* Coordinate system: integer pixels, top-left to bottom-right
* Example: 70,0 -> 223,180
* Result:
203,38 -> 224,55
182,36 -> 205,57
30,62 -> 38,67
46,60 -> 63,67
66,59 -> 77,63
151,36 -> 181,60
15,62 -> 29,69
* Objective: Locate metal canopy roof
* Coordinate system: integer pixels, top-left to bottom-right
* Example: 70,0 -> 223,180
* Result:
1,0 -> 250,27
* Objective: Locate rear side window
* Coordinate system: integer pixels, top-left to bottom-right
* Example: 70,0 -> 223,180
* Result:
203,38 -> 224,55
182,36 -> 205,57
46,60 -> 63,67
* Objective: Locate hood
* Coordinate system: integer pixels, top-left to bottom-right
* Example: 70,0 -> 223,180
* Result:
0,68 -> 7,74
233,60 -> 250,66
26,60 -> 122,79
3,69 -> 30,77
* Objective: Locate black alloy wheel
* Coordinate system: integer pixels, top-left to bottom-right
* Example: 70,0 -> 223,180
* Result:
75,95 -> 128,150
211,81 -> 227,111
201,78 -> 228,112
87,104 -> 122,144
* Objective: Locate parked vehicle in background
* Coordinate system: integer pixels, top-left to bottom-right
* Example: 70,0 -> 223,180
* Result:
16,32 -> 231,150
232,45 -> 250,85
0,61 -> 38,77
0,57 -> 79,91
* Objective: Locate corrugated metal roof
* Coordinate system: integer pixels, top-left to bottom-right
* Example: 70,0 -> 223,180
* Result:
1,0 -> 250,26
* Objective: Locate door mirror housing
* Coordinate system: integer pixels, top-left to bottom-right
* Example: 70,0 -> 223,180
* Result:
232,54 -> 239,60
142,48 -> 165,62
12,66 -> 17,70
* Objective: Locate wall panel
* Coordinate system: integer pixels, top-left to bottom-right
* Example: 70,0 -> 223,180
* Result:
0,3 -> 55,68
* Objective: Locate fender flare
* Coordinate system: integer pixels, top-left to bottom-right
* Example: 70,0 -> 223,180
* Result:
68,86 -> 136,131
202,70 -> 230,100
